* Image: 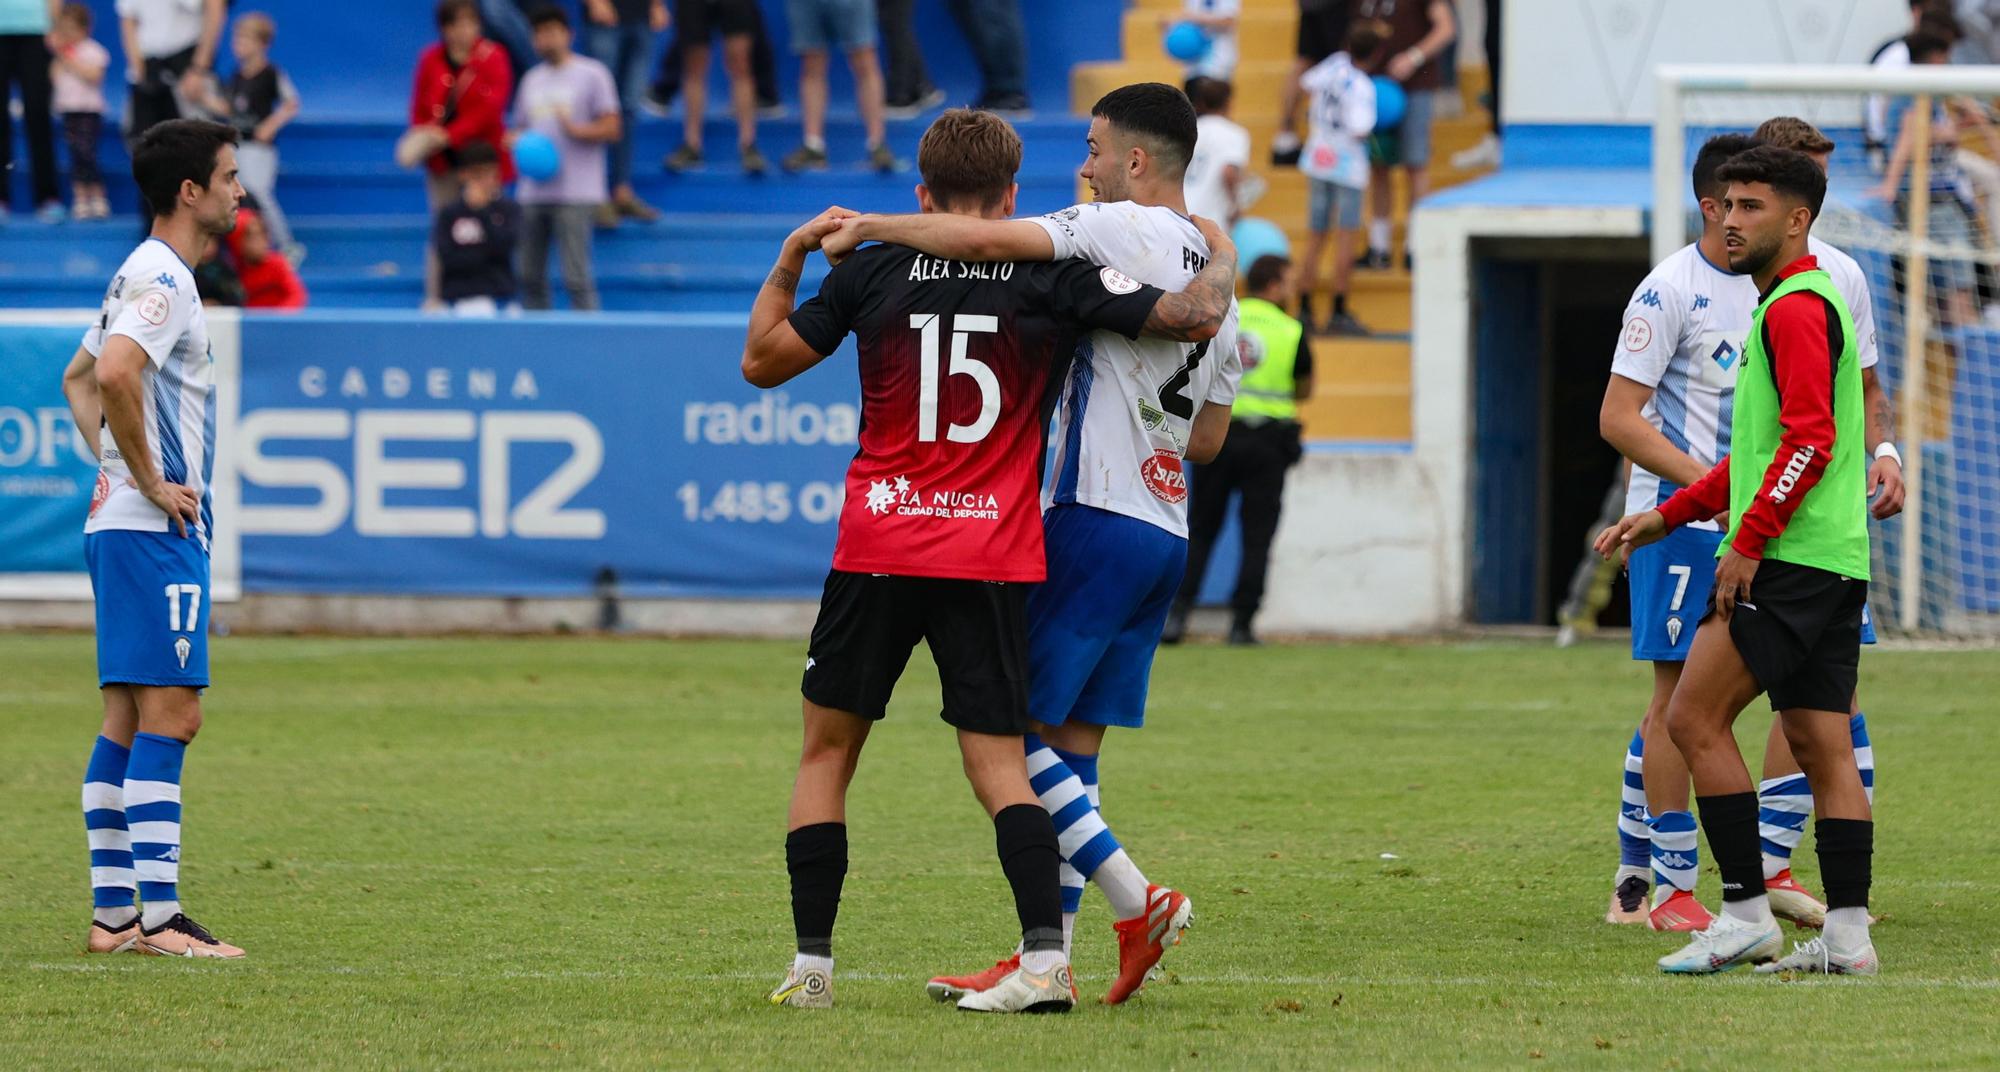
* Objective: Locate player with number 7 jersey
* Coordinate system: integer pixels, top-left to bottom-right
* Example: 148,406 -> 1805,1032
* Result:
740,108 -> 1239,1013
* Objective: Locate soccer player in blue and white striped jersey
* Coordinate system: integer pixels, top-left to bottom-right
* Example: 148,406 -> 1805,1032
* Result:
60,119 -> 245,959
1599,121 -> 1903,933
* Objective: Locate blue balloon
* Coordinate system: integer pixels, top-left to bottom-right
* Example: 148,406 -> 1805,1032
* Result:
1371,76 -> 1407,129
513,131 -> 560,181
1164,21 -> 1211,62
1231,217 -> 1290,268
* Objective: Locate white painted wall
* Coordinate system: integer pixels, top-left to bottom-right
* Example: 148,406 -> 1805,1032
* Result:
1504,0 -> 1909,125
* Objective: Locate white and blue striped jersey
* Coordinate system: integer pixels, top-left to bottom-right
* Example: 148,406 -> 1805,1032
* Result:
1612,236 -> 1879,519
1029,201 -> 1242,538
81,238 -> 216,552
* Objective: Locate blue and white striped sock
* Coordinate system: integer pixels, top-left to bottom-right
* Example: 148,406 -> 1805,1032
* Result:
1025,737 -> 1150,921
83,736 -> 136,921
1852,712 -> 1875,806
1649,810 -> 1699,905
126,732 -> 187,931
1758,773 -> 1812,880
1617,729 -> 1652,871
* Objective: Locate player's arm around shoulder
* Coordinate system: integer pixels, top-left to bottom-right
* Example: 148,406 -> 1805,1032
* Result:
829,211 -> 1057,265
1133,215 -> 1237,342
743,208 -> 856,388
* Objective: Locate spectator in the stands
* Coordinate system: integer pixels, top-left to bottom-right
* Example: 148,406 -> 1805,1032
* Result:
1183,76 -> 1251,228
118,0 -> 226,145
1353,0 -> 1453,271
194,234 -> 244,305
228,207 -> 307,309
199,12 -> 302,261
782,0 -> 895,173
1170,0 -> 1240,82
582,0 -> 664,226
645,4 -> 781,119
49,3 -> 110,221
1866,2 -> 1955,171
1296,17 -> 1380,335
947,0 -> 1029,114
406,0 -> 515,308
1954,0 -> 2000,62
663,0 -> 766,174
434,141 -> 521,316
1273,0 -> 1349,165
477,0 -> 537,81
0,0 -> 62,221
514,4 -> 619,310
1870,29 -> 1992,327
879,0 -> 941,117
1449,0 -> 1502,171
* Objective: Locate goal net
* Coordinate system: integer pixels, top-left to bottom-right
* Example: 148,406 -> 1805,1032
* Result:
1656,64 -> 2000,640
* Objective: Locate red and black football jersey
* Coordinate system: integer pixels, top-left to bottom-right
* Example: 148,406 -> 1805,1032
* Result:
789,244 -> 1165,582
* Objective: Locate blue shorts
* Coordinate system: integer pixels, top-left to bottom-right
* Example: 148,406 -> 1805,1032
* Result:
1028,504 -> 1187,730
1308,178 -> 1363,232
785,0 -> 876,52
1631,525 -> 1877,661
85,529 -> 210,689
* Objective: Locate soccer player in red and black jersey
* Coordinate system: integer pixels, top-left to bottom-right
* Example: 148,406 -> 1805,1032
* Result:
741,108 -> 1239,1013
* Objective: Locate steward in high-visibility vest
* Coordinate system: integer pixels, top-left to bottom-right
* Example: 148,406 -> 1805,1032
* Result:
1165,254 -> 1315,646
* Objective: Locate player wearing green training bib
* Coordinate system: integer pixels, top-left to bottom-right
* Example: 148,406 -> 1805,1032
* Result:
1597,145 -> 1879,979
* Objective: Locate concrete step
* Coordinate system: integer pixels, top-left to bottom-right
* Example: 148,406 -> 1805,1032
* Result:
1122,8 -> 1301,66
1300,383 -> 1412,441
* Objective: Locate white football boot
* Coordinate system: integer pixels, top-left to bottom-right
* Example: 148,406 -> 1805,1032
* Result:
955,960 -> 1076,1014
1657,911 -> 1783,974
1754,936 -> 1879,976
767,963 -> 833,1008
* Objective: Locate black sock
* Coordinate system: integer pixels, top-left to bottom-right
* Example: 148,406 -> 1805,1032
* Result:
992,803 -> 1064,954
1815,818 -> 1874,911
785,822 -> 847,957
1696,792 -> 1764,902
1334,293 -> 1349,315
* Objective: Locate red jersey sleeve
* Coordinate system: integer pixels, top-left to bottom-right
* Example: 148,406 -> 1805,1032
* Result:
1658,455 -> 1731,529
1731,290 -> 1839,558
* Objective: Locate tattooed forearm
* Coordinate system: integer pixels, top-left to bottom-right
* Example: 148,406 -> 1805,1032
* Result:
766,265 -> 799,293
1862,367 -> 1897,449
1142,242 -> 1238,341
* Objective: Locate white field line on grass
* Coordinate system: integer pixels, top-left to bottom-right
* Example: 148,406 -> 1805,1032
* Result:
21,962 -> 2000,990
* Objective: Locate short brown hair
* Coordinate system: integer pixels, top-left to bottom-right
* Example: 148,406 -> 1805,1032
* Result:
236,11 -> 276,45
918,109 -> 1022,212
1755,116 -> 1835,156
57,2 -> 90,30
437,0 -> 479,29
1247,254 -> 1291,296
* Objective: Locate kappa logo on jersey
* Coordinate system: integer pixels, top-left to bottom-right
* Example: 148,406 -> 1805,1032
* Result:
1638,289 -> 1663,309
1691,294 -> 1711,311
1666,616 -> 1684,646
135,290 -> 172,327
1140,449 -> 1187,504
154,272 -> 177,292
1622,316 -> 1653,352
174,637 -> 192,669
1099,266 -> 1142,295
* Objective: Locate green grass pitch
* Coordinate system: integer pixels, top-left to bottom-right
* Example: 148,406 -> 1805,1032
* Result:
3,633 -> 1998,1069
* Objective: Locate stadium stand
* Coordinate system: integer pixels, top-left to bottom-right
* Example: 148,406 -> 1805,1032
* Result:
2,0 -> 1119,310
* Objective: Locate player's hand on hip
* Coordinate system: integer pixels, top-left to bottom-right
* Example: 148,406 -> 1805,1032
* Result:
1712,549 -> 1758,621
1868,456 -> 1906,519
1594,509 -> 1666,560
134,480 -> 200,538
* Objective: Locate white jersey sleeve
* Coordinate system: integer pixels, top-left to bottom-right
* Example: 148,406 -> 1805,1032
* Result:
1811,237 -> 1881,370
1033,202 -> 1225,537
1610,266 -> 1690,388
83,252 -> 197,368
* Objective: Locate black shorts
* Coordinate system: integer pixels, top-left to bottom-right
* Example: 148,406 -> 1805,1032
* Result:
676,0 -> 759,39
1705,560 -> 1868,712
801,570 -> 1031,735
1297,0 -> 1351,63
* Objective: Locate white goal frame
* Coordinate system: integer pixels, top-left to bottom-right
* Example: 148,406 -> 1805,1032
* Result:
1654,63 -> 2000,634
